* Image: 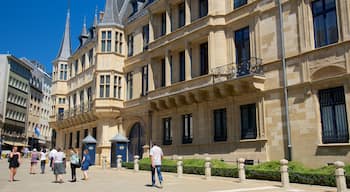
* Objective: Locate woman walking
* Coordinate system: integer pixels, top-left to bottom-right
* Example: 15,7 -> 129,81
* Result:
69,149 -> 80,182
30,148 -> 39,174
81,149 -> 91,180
40,149 -> 47,174
8,146 -> 21,182
53,148 -> 66,183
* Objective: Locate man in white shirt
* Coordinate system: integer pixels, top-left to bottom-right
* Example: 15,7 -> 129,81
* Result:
150,143 -> 163,188
48,148 -> 57,170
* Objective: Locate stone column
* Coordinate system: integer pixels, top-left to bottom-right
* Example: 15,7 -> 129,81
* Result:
165,0 -> 171,34
334,161 -> 347,192
117,155 -> 122,169
185,42 -> 192,80
177,156 -> 183,178
185,0 -> 191,25
280,159 -> 289,188
148,12 -> 154,42
165,49 -> 172,86
238,158 -> 246,182
205,157 -> 211,180
134,155 -> 139,172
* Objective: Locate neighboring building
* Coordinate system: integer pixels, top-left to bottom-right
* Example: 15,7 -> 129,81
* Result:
21,59 -> 53,150
0,54 -> 32,149
51,0 -> 350,167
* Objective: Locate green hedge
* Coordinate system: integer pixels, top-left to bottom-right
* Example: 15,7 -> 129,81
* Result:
122,159 -> 350,187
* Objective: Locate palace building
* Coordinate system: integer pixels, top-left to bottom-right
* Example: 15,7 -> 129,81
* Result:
50,0 -> 350,167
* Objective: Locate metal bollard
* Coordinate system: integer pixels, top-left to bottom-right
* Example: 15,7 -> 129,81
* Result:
177,156 -> 183,178
134,155 -> 139,172
117,155 -> 122,169
280,159 -> 290,188
205,157 -> 211,180
238,158 -> 246,182
334,161 -> 347,192
102,155 -> 107,169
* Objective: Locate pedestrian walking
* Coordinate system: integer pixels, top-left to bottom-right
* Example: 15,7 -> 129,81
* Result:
150,143 -> 164,188
81,149 -> 91,180
49,148 -> 57,171
69,149 -> 80,182
8,146 -> 21,182
40,149 -> 47,174
30,148 -> 39,174
53,148 -> 66,183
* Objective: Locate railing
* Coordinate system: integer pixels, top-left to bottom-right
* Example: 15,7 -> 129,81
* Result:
57,101 -> 93,121
211,57 -> 263,82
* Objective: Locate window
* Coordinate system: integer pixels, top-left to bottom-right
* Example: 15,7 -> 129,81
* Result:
126,72 -> 133,100
235,27 -> 250,76
163,118 -> 172,145
64,134 -> 67,149
234,0 -> 247,9
73,93 -> 77,113
88,49 -> 94,66
178,3 -> 185,28
142,65 -> 149,96
127,34 -> 134,57
119,33 -> 123,53
214,109 -> 227,141
179,51 -> 186,82
84,129 -> 88,137
115,32 -> 123,54
319,87 -> 349,143
114,76 -> 122,99
81,54 -> 85,71
101,31 -> 106,52
100,75 -> 104,98
199,0 -> 208,18
182,114 -> 193,144
92,127 -> 97,139
312,0 -> 338,48
240,103 -> 257,140
69,132 -> 73,149
161,59 -> 166,87
101,31 -> 112,52
143,25 -> 149,51
106,75 -> 110,97
59,64 -> 67,80
76,131 -> 80,148
161,12 -> 166,36
80,90 -> 84,112
200,42 -> 209,76
69,63 -> 72,77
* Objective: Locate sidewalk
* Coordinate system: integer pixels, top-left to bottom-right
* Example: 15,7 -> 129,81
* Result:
0,159 -> 340,192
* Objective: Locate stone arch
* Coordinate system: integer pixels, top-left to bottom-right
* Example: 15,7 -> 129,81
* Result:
311,66 -> 346,81
127,122 -> 146,162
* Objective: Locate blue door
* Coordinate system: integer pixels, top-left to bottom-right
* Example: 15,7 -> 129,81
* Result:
116,143 -> 127,162
83,143 -> 96,165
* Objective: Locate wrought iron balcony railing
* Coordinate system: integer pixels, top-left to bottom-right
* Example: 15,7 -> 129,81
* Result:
57,101 -> 93,121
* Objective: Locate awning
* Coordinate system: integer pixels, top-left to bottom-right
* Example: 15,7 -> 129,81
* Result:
3,141 -> 28,147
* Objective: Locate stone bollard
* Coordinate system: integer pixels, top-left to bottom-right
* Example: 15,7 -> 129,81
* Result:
177,156 -> 183,178
102,155 -> 107,169
334,161 -> 347,192
238,158 -> 246,182
117,155 -> 122,169
134,155 -> 139,172
280,159 -> 290,188
205,157 -> 211,180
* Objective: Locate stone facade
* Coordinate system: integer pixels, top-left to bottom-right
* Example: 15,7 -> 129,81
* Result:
50,0 -> 350,167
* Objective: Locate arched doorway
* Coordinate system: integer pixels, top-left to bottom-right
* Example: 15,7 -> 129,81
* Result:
128,123 -> 145,162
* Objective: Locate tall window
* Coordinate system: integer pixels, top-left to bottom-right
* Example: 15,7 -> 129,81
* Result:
81,54 -> 85,71
106,75 -> 110,97
142,65 -> 149,96
161,12 -> 166,36
119,33 -> 123,53
163,118 -> 172,145
127,33 -> 134,57
178,3 -> 185,28
73,94 -> 77,113
234,0 -> 247,9
80,90 -> 84,112
319,87 -> 349,143
161,58 -> 166,87
200,42 -> 208,76
84,129 -> 88,137
214,109 -> 227,142
235,27 -> 250,76
69,132 -> 73,149
101,31 -> 106,52
100,75 -> 104,98
92,127 -> 97,139
59,64 -> 67,80
182,114 -> 193,144
179,51 -> 186,82
240,103 -> 257,140
88,49 -> 94,66
101,31 -> 112,52
115,32 -> 122,53
143,25 -> 149,51
114,76 -> 122,99
69,63 -> 72,78
312,0 -> 338,48
74,60 -> 78,75
199,0 -> 208,18
127,72 -> 133,100
76,131 -> 80,148
87,87 -> 92,109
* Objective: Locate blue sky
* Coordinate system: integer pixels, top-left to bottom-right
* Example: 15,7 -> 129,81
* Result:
0,0 -> 106,73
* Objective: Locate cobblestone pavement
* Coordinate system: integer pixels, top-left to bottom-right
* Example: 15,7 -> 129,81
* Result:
0,159 -> 339,192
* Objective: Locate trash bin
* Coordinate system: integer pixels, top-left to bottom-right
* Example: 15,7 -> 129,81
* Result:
110,134 -> 129,168
82,135 -> 97,165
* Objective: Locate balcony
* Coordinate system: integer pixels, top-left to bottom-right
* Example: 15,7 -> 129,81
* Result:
55,101 -> 96,128
148,57 -> 265,111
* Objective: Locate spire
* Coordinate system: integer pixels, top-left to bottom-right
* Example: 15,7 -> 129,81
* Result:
79,17 -> 89,46
100,0 -> 122,26
56,9 -> 71,61
93,6 -> 98,27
